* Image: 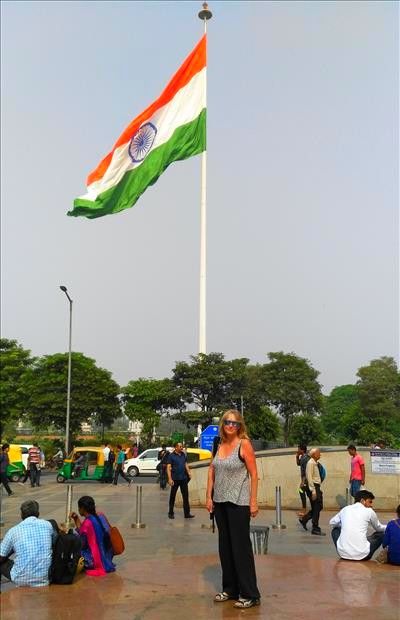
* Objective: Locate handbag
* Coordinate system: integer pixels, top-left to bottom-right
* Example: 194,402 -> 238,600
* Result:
108,525 -> 125,555
95,514 -> 125,556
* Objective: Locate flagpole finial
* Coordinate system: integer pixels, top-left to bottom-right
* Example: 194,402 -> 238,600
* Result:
198,2 -> 212,21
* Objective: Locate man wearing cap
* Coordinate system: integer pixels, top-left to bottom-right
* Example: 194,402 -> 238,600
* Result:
0,500 -> 54,587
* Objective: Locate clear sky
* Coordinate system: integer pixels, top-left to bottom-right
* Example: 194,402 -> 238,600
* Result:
1,1 -> 398,394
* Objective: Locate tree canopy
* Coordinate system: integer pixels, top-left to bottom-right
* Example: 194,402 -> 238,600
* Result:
2,335 -> 398,448
172,353 -> 249,426
321,384 -> 360,441
263,352 -> 324,444
0,338 -> 34,436
288,413 -> 324,446
122,378 -> 181,443
21,352 -> 121,437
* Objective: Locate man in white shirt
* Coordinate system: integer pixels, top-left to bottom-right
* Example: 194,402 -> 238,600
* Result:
103,443 -> 110,461
299,447 -> 325,536
329,490 -> 386,561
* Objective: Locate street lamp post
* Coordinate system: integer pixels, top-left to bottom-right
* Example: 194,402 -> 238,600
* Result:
60,285 -> 73,455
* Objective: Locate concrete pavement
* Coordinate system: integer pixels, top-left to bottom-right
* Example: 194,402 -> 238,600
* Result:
1,476 -> 398,619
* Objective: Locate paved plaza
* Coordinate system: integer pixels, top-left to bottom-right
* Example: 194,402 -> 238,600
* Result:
0,476 -> 398,619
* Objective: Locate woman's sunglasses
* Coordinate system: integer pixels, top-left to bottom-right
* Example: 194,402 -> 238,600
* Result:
223,420 -> 241,428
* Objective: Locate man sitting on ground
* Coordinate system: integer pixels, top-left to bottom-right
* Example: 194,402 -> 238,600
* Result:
329,490 -> 386,561
0,500 -> 54,587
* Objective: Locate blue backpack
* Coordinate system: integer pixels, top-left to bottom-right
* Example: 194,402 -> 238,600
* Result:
317,462 -> 326,482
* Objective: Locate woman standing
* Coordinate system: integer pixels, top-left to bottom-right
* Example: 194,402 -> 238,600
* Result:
206,410 -> 260,609
70,495 -> 115,576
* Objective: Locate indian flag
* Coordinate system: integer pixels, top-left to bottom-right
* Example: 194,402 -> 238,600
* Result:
69,36 -> 206,219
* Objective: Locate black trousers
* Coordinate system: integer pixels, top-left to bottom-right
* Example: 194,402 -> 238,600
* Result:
102,462 -> 113,483
30,464 -> 41,487
168,479 -> 190,516
304,484 -> 323,529
113,464 -> 130,485
0,473 -> 12,496
159,466 -> 167,489
214,502 -> 260,600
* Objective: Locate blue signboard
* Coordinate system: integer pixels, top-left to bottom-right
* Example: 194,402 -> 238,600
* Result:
200,425 -> 219,451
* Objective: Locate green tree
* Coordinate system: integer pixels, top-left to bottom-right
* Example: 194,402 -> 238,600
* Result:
321,385 -> 360,441
240,364 -> 269,416
0,338 -> 34,435
263,352 -> 323,445
122,378 -> 180,444
172,353 -> 249,426
245,406 -> 281,441
356,357 -> 400,436
21,353 -> 121,438
288,413 -> 324,446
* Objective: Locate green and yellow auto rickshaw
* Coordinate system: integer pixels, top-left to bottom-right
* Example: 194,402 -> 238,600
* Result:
7,445 -> 26,482
56,447 -> 106,483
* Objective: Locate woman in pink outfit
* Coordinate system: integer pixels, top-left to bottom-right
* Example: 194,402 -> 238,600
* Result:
70,495 -> 115,576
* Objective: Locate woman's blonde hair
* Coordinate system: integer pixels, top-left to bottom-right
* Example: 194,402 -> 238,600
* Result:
219,409 -> 249,442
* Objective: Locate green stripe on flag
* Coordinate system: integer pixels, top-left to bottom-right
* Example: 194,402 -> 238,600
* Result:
69,109 -> 206,219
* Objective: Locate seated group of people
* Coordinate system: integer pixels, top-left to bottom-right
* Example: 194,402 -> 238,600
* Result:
0,496 -> 115,588
329,490 -> 400,565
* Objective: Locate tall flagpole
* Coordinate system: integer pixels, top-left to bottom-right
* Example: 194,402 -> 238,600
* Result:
198,2 -> 212,355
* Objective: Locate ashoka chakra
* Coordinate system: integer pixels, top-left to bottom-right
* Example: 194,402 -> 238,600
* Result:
129,122 -> 157,163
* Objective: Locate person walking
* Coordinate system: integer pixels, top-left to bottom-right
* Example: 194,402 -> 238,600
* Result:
0,444 -> 13,497
158,445 -> 169,490
299,447 -> 325,536
167,442 -> 194,519
329,490 -> 386,561
296,444 -> 309,517
113,445 -> 131,486
206,409 -> 260,609
27,444 -> 42,488
347,445 -> 365,499
102,443 -> 114,483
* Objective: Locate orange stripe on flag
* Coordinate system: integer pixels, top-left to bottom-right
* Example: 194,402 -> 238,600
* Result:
87,35 -> 206,187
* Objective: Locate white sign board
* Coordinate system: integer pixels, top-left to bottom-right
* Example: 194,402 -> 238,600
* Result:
370,450 -> 400,475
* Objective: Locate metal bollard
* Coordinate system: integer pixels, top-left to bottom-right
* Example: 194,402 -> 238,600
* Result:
65,484 -> 74,529
345,487 -> 350,506
131,485 -> 146,529
272,485 -> 286,529
250,525 -> 269,554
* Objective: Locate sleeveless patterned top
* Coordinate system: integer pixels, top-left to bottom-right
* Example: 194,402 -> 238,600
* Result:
212,441 -> 250,506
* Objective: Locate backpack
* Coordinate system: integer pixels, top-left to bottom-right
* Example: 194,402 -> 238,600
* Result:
317,462 -> 326,482
48,521 -> 82,585
108,450 -> 115,464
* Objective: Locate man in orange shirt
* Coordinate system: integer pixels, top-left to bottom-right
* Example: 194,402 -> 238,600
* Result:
347,445 -> 365,498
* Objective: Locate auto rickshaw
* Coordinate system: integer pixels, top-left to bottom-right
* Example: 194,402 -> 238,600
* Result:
7,445 -> 26,482
56,447 -> 106,483
185,448 -> 212,463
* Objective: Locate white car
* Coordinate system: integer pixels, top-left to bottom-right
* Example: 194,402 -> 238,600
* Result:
123,448 -> 164,477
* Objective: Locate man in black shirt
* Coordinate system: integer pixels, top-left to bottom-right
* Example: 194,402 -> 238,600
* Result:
166,443 -> 194,519
296,444 -> 310,517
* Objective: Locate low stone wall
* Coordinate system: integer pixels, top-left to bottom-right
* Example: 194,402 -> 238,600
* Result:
186,447 -> 399,511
